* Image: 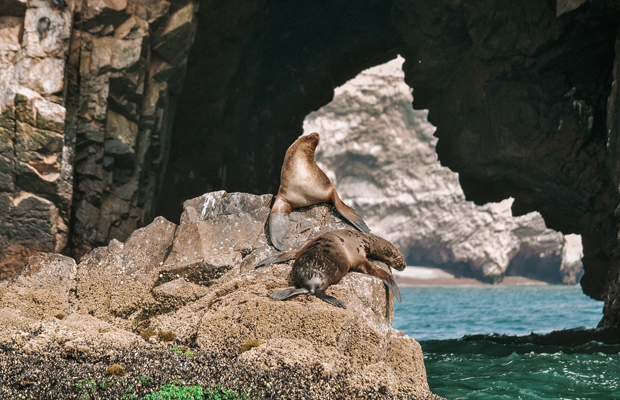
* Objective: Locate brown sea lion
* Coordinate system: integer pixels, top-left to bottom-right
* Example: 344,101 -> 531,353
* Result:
256,229 -> 405,308
269,132 -> 370,250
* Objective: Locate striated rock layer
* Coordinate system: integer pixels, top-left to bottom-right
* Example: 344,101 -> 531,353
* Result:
0,191 -> 439,399
0,0 -> 199,276
304,57 -> 583,284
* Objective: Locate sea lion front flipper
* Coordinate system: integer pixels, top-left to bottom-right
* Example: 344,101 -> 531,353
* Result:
268,212 -> 290,250
353,260 -> 401,302
315,289 -> 346,309
268,287 -> 309,301
380,276 -> 402,303
331,192 -> 370,233
269,196 -> 293,250
255,250 -> 298,268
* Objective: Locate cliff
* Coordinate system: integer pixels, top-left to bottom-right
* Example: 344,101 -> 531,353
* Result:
0,191 -> 440,399
304,57 -> 583,284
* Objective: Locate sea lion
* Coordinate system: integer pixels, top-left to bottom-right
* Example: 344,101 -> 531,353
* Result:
256,229 -> 405,308
269,132 -> 370,250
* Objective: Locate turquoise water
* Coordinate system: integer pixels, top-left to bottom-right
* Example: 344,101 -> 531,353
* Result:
393,285 -> 620,399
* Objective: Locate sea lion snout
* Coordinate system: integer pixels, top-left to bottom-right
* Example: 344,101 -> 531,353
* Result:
304,276 -> 323,295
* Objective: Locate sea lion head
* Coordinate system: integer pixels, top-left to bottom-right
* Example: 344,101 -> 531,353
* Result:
300,132 -> 320,151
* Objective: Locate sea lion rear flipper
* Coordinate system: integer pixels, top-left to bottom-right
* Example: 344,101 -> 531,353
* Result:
315,289 -> 346,309
255,250 -> 298,268
268,287 -> 309,301
331,193 -> 370,233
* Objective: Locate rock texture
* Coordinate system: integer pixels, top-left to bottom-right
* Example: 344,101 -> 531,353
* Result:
0,1 -> 73,279
0,191 -> 437,399
0,0 -> 199,277
304,57 -> 583,284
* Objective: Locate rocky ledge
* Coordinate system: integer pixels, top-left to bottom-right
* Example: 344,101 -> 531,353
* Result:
0,191 -> 441,400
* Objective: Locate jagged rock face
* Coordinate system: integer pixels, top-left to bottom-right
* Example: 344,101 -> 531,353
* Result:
303,57 -> 583,284
392,1 -> 620,325
0,0 -> 199,277
0,191 -> 436,398
0,1 -> 73,279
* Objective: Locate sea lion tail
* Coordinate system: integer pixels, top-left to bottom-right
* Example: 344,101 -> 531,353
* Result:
255,251 -> 297,268
315,289 -> 346,309
268,287 -> 309,301
381,275 -> 402,303
331,193 -> 370,233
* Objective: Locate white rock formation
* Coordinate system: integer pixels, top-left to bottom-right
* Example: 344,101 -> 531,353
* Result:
303,56 -> 583,283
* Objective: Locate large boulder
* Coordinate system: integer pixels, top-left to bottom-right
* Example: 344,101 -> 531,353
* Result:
0,191 -> 439,399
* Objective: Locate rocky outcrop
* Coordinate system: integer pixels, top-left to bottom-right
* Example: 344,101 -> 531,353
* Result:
0,0 -> 199,277
0,191 -> 437,399
0,2 -> 73,279
304,57 -> 583,284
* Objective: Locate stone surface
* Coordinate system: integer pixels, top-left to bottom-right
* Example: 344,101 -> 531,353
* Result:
304,57 -> 582,284
68,0 -> 199,259
0,191 -> 436,398
0,0 -> 73,278
0,253 -> 76,319
0,0 -> 200,276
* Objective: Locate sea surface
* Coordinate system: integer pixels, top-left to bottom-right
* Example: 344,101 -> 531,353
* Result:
393,285 -> 620,399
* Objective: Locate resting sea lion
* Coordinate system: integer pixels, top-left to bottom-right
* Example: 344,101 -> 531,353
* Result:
269,132 -> 370,250
256,229 -> 405,308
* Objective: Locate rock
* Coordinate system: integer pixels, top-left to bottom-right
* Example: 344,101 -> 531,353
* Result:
75,216 -> 177,324
0,307 -> 37,343
0,193 -> 59,279
4,313 -> 143,359
151,277 -> 209,313
150,262 -> 425,394
0,16 -> 23,52
152,2 -> 196,65
23,6 -> 72,58
34,98 -> 65,132
304,57 -> 582,284
0,253 -> 76,319
90,36 -> 144,75
16,57 -> 65,95
0,191 -> 437,398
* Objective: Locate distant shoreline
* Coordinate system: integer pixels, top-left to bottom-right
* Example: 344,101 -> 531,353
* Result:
394,266 -> 549,286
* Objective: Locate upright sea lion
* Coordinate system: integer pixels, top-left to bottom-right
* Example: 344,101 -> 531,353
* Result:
269,132 -> 370,250
256,229 -> 405,308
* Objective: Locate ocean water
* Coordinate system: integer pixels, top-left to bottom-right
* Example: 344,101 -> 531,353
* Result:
393,285 -> 620,399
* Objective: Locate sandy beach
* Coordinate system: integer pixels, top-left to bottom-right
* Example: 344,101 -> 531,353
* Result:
393,266 -> 549,286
